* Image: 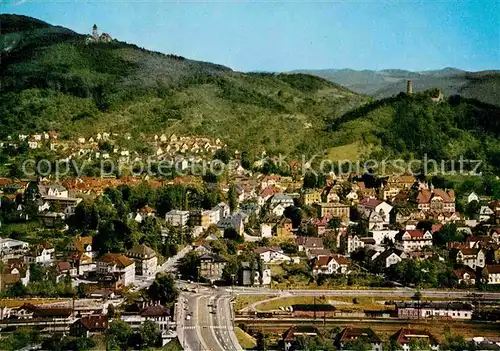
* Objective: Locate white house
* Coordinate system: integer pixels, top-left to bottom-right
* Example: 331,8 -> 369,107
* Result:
241,262 -> 272,286
165,210 -> 190,227
254,247 -> 291,263
312,255 -> 349,275
456,248 -> 485,269
271,203 -> 286,217
24,243 -> 55,264
375,249 -> 407,268
28,141 -> 39,149
269,194 -> 294,208
396,230 -> 433,252
66,237 -> 97,259
347,235 -> 365,254
260,223 -> 273,238
346,190 -> 359,202
371,230 -> 399,245
479,206 -> 494,222
485,265 -> 500,285
467,192 -> 479,204
358,198 -> 393,224
0,237 -> 29,258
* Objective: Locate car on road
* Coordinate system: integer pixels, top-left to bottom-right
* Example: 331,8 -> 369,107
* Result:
185,314 -> 191,320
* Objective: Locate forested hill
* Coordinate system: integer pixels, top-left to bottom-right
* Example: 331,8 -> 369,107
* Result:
327,91 -> 500,170
0,14 -> 367,156
292,68 -> 500,106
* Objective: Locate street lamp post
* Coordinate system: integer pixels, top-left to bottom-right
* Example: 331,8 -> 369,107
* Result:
231,273 -> 236,296
197,265 -> 200,292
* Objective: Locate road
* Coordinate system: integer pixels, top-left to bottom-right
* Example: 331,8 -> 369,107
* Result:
131,245 -> 192,292
178,292 -> 242,351
160,245 -> 192,274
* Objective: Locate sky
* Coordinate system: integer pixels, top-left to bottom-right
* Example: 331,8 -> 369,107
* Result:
2,0 -> 499,72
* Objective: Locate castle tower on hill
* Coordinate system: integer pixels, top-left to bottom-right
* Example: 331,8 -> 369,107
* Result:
407,80 -> 413,95
92,24 -> 99,41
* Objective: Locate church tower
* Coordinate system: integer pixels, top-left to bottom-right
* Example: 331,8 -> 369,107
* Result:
92,24 -> 99,41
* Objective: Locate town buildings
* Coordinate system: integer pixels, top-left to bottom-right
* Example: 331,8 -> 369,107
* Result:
126,244 -> 158,277
199,254 -> 227,282
96,254 -> 136,286
312,202 -> 350,222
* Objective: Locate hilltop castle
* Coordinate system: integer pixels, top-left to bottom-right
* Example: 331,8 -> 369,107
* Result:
85,24 -> 113,44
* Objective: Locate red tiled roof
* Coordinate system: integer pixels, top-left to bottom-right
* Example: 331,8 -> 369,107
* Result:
459,248 -> 481,256
70,237 -> 93,252
466,236 -> 493,245
140,305 -> 170,317
359,198 -> 383,207
98,253 -> 134,268
308,248 -> 332,257
332,254 -> 349,265
431,224 -> 443,233
416,189 -> 454,204
57,262 -> 72,271
283,325 -> 318,341
295,237 -> 324,248
314,256 -> 330,266
338,327 -> 381,344
405,229 -> 425,238
259,186 -> 280,199
78,315 -> 108,330
455,267 -> 476,279
447,242 -> 468,249
486,264 -> 500,274
67,252 -> 92,263
392,328 -> 439,345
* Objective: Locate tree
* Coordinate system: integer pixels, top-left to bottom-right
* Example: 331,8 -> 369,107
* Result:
65,337 -> 96,351
255,331 -> 268,351
412,290 -> 422,302
465,200 -> 480,219
241,151 -> 252,169
155,185 -> 185,217
139,320 -> 160,347
106,320 -> 132,350
107,304 -> 116,319
323,231 -> 338,252
327,217 -> 341,230
8,281 -> 27,297
433,223 -> 466,247
284,206 -> 303,228
214,148 -> 231,164
442,327 -> 468,351
222,256 -> 239,284
178,251 -> 200,279
228,184 -> 238,212
69,201 -> 100,233
408,338 -> 430,350
383,340 -> 403,351
94,219 -> 136,254
343,340 -> 369,351
147,274 -> 179,306
29,263 -> 45,282
280,241 -> 298,254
